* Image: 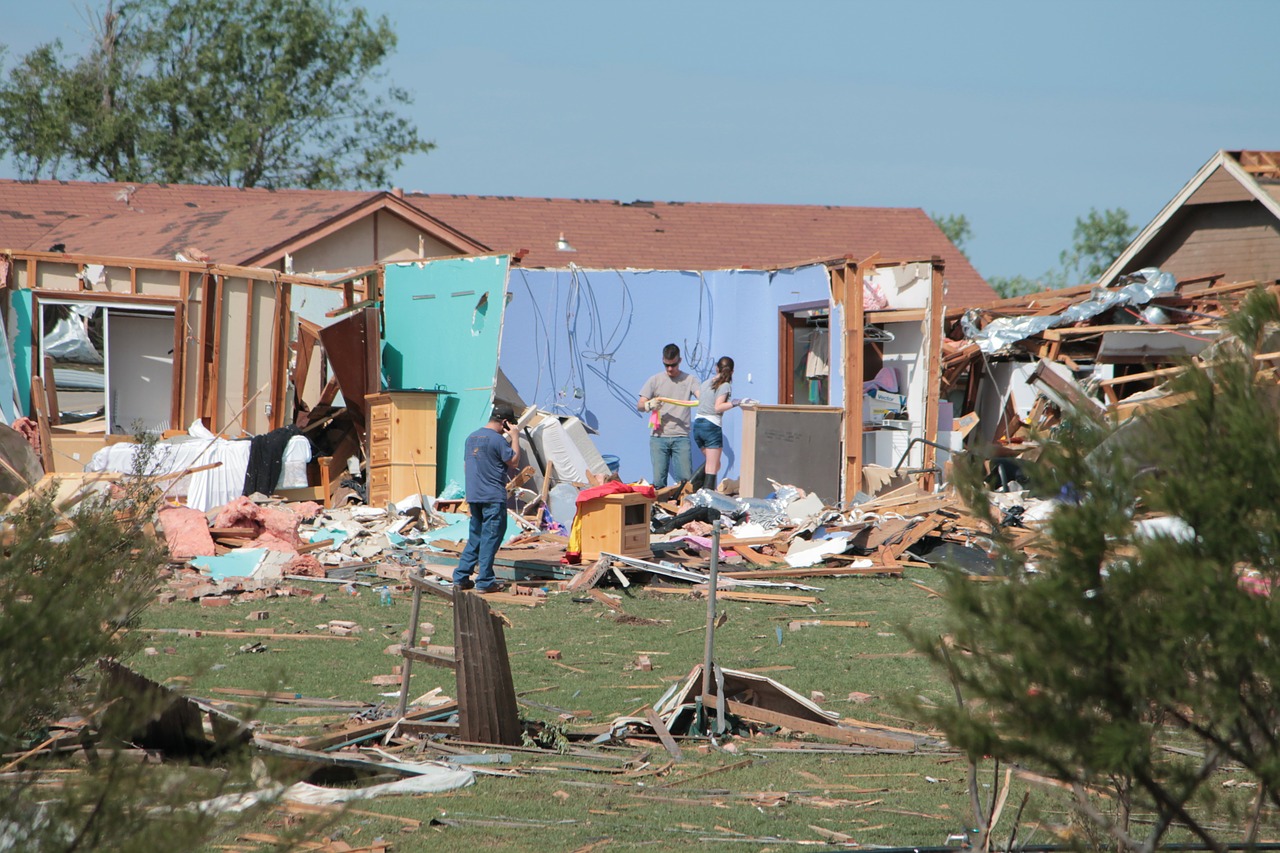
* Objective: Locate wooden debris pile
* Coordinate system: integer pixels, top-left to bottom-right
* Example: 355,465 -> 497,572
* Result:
943,270 -> 1280,456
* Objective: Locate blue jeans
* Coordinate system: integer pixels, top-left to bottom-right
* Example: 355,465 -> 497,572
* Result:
692,418 -> 724,449
453,501 -> 507,589
650,435 -> 691,487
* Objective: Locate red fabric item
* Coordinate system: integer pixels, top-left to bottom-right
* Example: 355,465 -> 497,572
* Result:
158,506 -> 217,560
574,481 -> 656,505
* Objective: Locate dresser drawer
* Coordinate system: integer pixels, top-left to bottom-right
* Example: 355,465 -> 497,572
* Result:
368,421 -> 392,447
368,442 -> 392,466
621,527 -> 651,555
368,465 -> 391,492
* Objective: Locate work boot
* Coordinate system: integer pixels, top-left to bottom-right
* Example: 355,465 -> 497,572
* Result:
704,472 -> 717,492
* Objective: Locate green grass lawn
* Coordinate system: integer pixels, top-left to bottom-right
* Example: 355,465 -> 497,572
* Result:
120,569 -> 1254,851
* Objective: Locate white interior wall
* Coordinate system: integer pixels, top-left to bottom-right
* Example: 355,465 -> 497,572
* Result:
879,319 -> 928,466
106,310 -> 174,434
868,261 -> 932,311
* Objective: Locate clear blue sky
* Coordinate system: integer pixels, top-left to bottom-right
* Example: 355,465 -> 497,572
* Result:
3,0 -> 1278,282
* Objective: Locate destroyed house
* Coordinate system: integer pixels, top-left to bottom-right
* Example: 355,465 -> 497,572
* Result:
939,150 -> 1280,456
0,179 -> 994,506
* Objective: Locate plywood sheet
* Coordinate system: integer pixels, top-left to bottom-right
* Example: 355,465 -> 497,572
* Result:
740,405 -> 842,503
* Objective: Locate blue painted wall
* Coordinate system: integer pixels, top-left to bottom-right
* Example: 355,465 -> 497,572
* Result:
499,265 -> 834,483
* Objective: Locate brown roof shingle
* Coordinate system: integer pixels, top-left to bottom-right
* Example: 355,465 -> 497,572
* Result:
0,179 -> 994,307
0,179 -> 372,264
408,194 -> 994,308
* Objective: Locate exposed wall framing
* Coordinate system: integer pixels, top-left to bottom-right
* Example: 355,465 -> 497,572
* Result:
3,250 -> 345,438
830,256 -> 945,502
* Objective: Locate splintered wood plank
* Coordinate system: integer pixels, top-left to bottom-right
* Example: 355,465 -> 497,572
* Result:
455,591 -> 520,745
643,586 -> 821,606
732,545 -> 777,566
299,705 -> 451,751
642,707 -> 683,762
702,695 -> 917,751
718,565 -> 900,580
887,516 -> 944,559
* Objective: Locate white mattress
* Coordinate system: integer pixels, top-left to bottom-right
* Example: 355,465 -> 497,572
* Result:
86,421 -> 311,511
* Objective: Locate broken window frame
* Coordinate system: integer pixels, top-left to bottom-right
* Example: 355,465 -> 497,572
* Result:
31,291 -> 182,434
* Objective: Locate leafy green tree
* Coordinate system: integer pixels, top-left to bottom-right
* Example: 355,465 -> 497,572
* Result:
913,288 -> 1280,849
1060,206 -> 1137,284
0,0 -> 433,188
932,212 -> 973,257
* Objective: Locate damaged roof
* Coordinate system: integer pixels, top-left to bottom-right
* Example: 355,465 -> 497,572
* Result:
0,178 -> 994,307
408,193 -> 995,308
0,180 -> 481,266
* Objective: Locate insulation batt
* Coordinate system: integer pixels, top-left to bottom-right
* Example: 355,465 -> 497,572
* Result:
158,506 -> 217,560
212,497 -> 322,552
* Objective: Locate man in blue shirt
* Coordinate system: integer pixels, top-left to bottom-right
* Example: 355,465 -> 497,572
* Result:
453,403 -> 522,593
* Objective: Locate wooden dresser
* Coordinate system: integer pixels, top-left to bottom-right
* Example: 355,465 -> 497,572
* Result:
365,391 -> 439,506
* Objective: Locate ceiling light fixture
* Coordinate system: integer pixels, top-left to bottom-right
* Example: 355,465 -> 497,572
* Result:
556,232 -> 576,252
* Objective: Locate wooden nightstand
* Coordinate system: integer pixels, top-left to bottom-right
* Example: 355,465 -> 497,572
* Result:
577,492 -> 652,560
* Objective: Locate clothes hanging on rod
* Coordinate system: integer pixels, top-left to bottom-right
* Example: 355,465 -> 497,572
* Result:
805,328 -> 830,378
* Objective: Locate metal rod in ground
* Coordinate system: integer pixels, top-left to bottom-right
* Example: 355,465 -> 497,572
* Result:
700,519 -> 722,719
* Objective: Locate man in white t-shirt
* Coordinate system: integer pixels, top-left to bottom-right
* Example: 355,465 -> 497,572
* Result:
637,343 -> 699,487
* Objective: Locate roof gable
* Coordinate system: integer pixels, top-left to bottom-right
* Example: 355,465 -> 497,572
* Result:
1099,150 -> 1280,286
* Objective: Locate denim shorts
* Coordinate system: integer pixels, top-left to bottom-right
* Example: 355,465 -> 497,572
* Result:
693,418 -> 723,449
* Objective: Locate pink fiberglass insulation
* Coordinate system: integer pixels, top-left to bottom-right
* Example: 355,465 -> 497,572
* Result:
159,505 -> 217,560
285,553 -> 326,577
212,497 -> 323,553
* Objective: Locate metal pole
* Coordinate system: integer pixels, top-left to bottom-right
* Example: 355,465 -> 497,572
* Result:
700,519 -> 722,707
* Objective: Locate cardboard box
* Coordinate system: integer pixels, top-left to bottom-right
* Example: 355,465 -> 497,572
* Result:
863,391 -> 906,422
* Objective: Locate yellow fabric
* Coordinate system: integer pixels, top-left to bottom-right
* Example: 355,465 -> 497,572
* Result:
568,511 -> 583,555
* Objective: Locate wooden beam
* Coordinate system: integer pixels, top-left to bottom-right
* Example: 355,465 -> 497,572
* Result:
271,280 -> 291,431
701,695 -> 914,751
642,707 -> 683,761
837,261 -> 865,504
29,375 -> 54,473
41,356 -> 60,426
171,302 -> 185,430
718,565 -> 901,580
401,646 -> 457,670
919,258 -> 945,490
241,279 -> 255,428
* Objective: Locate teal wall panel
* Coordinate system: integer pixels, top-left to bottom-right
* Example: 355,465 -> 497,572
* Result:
12,289 -> 31,417
382,255 -> 510,488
